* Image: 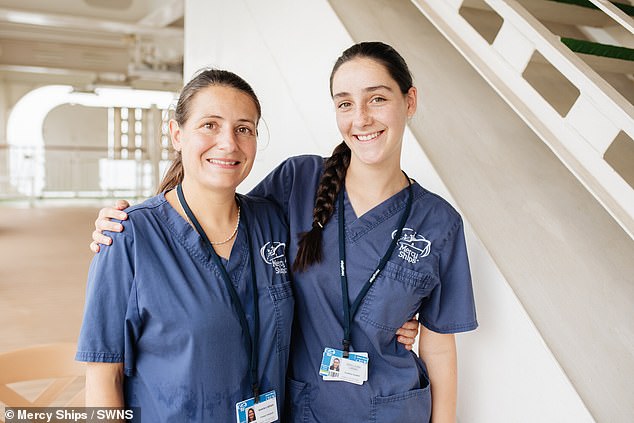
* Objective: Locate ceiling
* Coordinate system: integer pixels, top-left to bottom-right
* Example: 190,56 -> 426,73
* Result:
0,0 -> 631,91
0,0 -> 184,90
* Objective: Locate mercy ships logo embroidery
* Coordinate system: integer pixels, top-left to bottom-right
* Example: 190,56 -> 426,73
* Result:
260,242 -> 288,274
392,228 -> 431,264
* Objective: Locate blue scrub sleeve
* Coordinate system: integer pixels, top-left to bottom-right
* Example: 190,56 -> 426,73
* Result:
418,219 -> 478,333
76,227 -> 140,376
248,158 -> 291,216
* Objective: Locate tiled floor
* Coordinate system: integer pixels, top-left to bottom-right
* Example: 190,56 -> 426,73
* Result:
0,205 -> 98,353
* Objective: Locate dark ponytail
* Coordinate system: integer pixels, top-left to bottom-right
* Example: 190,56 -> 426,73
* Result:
293,141 -> 351,272
157,152 -> 184,193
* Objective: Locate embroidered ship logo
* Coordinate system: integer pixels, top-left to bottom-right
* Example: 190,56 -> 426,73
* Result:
260,242 -> 288,274
392,228 -> 431,264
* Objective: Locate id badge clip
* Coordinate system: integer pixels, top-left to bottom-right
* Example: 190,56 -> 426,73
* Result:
235,390 -> 278,423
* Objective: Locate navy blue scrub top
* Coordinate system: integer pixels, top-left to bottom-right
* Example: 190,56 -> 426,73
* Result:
250,155 -> 478,423
76,193 -> 294,422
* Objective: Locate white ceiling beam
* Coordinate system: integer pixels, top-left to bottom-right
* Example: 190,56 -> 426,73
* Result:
137,0 -> 184,28
0,23 -> 125,47
0,7 -> 183,37
0,64 -> 98,77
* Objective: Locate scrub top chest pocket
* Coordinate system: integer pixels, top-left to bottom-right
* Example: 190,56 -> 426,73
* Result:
268,280 -> 294,353
258,236 -> 294,354
360,260 -> 434,333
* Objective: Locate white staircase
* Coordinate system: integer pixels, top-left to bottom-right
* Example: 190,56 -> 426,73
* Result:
411,0 -> 634,239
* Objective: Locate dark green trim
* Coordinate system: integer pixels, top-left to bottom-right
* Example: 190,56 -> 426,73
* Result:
561,37 -> 634,61
548,0 -> 634,16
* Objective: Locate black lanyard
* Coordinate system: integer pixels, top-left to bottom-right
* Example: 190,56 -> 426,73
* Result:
338,173 -> 413,357
176,185 -> 261,401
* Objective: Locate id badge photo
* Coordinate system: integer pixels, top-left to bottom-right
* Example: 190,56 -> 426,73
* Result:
235,390 -> 279,423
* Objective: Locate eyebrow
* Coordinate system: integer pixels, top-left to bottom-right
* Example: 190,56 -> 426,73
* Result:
199,114 -> 256,125
332,85 -> 394,99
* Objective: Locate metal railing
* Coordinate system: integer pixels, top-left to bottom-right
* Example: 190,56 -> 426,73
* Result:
0,143 -> 159,202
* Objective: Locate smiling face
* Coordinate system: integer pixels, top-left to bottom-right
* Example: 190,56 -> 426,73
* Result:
170,84 -> 259,194
331,57 -> 416,168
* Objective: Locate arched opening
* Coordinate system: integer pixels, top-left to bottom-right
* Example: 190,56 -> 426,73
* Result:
7,85 -> 176,197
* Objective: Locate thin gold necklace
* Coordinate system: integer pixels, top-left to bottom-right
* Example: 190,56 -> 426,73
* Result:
176,193 -> 241,245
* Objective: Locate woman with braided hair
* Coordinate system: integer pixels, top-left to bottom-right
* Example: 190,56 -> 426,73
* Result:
90,42 -> 477,422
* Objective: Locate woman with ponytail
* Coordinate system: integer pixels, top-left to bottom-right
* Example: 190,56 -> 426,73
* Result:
91,42 -> 476,422
77,69 -> 294,422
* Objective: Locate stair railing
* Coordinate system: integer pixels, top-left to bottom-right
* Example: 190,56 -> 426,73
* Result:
411,0 -> 634,239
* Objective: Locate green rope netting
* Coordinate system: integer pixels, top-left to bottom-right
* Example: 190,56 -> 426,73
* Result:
561,37 -> 634,61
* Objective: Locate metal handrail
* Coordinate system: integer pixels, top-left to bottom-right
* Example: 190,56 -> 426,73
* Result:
0,143 -> 156,201
0,144 -> 147,153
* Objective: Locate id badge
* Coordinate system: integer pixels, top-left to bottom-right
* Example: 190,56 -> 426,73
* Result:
319,347 -> 369,385
235,390 -> 278,423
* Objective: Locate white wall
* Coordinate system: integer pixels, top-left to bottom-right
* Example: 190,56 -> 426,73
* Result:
0,79 -> 46,197
42,104 -> 106,192
184,1 -> 594,421
184,0 -> 350,190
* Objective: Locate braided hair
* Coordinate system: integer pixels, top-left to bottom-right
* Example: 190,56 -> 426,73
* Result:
292,141 -> 351,272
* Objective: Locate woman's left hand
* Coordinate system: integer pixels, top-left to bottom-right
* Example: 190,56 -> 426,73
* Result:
396,318 -> 419,350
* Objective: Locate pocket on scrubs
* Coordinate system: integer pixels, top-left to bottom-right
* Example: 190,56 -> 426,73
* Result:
286,377 -> 310,421
370,386 -> 431,423
268,281 -> 294,352
360,261 -> 432,332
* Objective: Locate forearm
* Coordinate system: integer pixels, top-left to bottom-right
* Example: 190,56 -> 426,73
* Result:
418,328 -> 457,423
85,362 -> 125,407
